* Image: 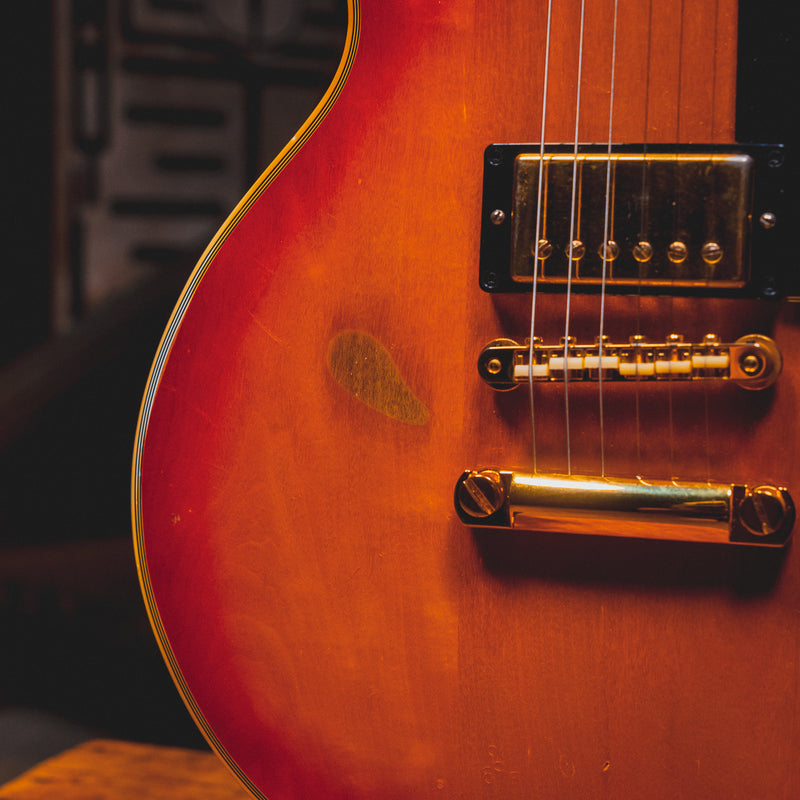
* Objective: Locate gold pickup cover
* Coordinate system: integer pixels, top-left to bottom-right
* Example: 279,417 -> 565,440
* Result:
510,153 -> 752,289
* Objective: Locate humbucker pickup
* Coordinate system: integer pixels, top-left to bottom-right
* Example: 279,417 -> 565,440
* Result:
479,143 -> 790,299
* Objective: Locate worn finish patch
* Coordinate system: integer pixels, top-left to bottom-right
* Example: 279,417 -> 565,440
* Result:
327,331 -> 430,425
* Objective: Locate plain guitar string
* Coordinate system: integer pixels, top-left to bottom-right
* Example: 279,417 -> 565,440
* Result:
528,0 -> 627,479
561,0 -> 587,476
528,0 -> 722,482
635,0 -> 656,475
598,0 -> 620,478
702,0 -> 721,484
528,0 -> 553,474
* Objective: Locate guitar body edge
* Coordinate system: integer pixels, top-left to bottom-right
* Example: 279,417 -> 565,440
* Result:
133,2 -> 800,798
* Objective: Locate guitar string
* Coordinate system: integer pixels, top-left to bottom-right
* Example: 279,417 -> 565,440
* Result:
635,0 -> 655,477
668,0 -> 687,480
529,0 -> 554,475
598,0 -> 620,478
704,0 -> 721,485
563,0 -> 588,476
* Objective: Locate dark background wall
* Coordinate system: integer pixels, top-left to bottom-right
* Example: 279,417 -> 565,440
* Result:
0,0 -> 345,781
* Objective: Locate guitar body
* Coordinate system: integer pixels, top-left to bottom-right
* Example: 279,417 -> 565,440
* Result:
133,2 -> 800,798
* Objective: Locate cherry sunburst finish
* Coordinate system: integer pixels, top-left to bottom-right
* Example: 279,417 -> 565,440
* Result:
132,2 -> 800,798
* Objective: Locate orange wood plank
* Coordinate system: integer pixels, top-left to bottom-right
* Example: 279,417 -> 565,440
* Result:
0,741 -> 250,800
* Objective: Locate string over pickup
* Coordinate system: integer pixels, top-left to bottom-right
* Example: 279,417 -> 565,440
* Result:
454,469 -> 794,546
478,333 -> 781,391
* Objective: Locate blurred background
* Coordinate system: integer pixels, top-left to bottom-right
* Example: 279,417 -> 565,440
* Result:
0,0 -> 345,781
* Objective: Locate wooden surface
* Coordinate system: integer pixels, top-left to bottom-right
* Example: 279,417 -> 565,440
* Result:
133,1 -> 800,799
0,740 -> 250,800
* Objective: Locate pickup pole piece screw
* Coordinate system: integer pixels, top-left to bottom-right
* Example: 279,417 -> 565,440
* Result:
701,242 -> 723,264
535,239 -> 554,260
569,240 -> 586,261
667,241 -> 688,264
598,240 -> 620,261
632,241 -> 653,263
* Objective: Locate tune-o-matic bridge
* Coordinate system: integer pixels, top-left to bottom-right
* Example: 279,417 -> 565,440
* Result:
479,144 -> 791,298
478,334 -> 781,390
454,470 -> 795,547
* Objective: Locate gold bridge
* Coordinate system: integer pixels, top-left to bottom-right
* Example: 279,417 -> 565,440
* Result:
478,334 -> 781,390
455,470 -> 795,547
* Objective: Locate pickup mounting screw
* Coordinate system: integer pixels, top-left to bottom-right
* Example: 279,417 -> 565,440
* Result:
487,146 -> 504,166
490,209 -> 506,225
759,212 -> 777,229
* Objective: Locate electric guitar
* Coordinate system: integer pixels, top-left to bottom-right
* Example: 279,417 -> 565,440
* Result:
132,1 -> 800,797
